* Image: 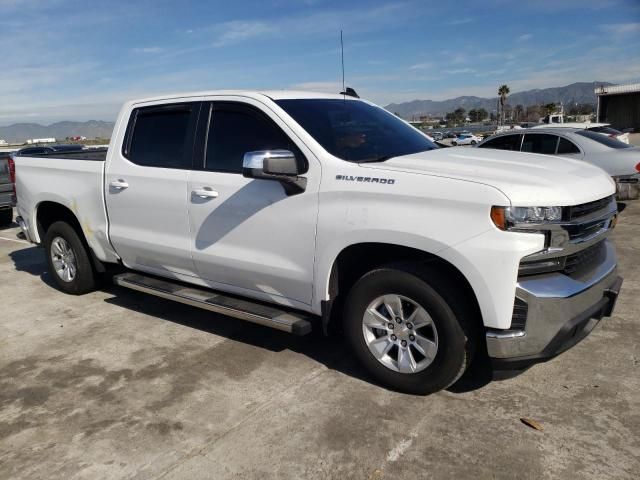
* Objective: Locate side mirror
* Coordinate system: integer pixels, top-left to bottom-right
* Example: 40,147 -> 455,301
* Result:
242,150 -> 306,195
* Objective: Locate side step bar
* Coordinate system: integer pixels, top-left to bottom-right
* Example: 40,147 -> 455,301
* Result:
113,273 -> 313,335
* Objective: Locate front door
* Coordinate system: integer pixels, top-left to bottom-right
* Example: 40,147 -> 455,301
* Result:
105,102 -> 200,277
187,100 -> 319,308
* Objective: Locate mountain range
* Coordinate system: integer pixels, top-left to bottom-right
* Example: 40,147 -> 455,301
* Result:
385,81 -> 613,119
0,120 -> 114,144
0,81 -> 616,142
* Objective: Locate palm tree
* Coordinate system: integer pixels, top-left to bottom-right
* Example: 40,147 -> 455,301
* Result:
498,84 -> 510,125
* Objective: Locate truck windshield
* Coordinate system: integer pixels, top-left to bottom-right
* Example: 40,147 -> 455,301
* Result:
276,99 -> 437,163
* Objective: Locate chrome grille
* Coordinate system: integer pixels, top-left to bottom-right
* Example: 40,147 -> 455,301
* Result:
563,240 -> 607,275
566,195 -> 614,221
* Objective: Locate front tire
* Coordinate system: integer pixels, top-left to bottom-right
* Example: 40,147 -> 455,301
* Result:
452,141 -> 458,146
44,221 -> 98,294
343,265 -> 474,395
471,140 -> 477,145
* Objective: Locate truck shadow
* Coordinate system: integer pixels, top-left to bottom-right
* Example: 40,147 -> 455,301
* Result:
102,282 -> 494,395
8,246 -> 59,290
6,244 -> 494,394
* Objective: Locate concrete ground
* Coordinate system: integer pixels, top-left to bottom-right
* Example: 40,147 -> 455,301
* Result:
1,204 -> 639,480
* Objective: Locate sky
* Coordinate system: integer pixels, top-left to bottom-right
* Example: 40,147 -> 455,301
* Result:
1,0 -> 639,125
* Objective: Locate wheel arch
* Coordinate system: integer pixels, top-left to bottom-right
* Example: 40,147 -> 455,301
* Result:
36,201 -> 106,273
320,242 -> 483,335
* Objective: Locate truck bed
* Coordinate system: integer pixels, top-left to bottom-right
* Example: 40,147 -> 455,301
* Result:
14,150 -> 119,263
38,148 -> 108,162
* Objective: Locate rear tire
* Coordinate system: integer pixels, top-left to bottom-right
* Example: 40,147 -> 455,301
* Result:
343,265 -> 475,395
44,221 -> 98,295
471,140 -> 477,145
452,141 -> 457,146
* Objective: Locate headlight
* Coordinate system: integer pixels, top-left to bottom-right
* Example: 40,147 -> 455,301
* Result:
490,206 -> 562,230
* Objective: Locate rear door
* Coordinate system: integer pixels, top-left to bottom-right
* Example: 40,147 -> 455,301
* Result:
521,133 -> 559,155
105,101 -> 201,277
186,99 -> 319,308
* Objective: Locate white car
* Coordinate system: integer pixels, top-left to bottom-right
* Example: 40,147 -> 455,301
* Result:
14,90 -> 622,394
533,122 -> 630,144
452,133 -> 482,146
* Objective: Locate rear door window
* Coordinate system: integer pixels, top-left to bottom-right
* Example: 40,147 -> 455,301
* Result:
521,134 -> 558,154
556,137 -> 580,154
125,103 -> 199,168
478,134 -> 522,151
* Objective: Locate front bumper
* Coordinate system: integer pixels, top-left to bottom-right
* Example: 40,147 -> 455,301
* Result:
487,240 -> 622,370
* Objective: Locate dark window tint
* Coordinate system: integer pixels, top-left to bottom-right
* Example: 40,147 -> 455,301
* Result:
588,126 -> 621,135
575,130 -> 631,149
521,134 -> 558,154
205,105 -> 297,173
557,137 -> 580,154
478,134 -> 522,151
128,104 -> 193,168
276,99 -> 437,162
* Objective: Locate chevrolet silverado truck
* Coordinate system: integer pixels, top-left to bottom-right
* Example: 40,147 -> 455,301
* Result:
14,91 -> 623,394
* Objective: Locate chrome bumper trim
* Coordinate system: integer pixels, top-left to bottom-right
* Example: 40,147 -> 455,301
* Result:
487,239 -> 620,359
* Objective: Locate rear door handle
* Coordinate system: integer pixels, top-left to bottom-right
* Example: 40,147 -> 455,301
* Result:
110,180 -> 129,190
192,187 -> 219,199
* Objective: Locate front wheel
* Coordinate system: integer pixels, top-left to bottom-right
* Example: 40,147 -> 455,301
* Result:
44,221 -> 98,294
452,141 -> 457,146
343,266 -> 474,395
471,140 -> 477,145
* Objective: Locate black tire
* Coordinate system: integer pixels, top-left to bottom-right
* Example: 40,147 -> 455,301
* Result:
0,208 -> 12,227
44,221 -> 98,295
452,141 -> 457,146
343,264 -> 476,395
471,140 -> 477,145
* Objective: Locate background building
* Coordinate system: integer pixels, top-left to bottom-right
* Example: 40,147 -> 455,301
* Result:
595,83 -> 640,131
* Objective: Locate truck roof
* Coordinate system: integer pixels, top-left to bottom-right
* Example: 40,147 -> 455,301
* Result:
128,90 -> 359,106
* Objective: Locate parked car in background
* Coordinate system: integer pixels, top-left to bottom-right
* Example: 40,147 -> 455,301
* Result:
13,144 -> 85,157
477,128 -> 640,198
452,133 -> 482,146
431,132 -> 444,141
533,123 -> 630,144
0,152 -> 16,226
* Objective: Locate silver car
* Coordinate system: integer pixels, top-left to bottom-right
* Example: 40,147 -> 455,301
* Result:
477,128 -> 640,197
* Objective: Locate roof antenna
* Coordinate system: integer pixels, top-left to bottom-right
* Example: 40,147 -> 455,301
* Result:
339,31 -> 360,98
340,30 -> 346,95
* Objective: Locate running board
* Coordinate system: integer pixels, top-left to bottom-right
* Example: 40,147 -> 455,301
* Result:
113,273 -> 313,335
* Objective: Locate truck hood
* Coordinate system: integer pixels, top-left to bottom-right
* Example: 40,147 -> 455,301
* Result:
359,147 -> 615,206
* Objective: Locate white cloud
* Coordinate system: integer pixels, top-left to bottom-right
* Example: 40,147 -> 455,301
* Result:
599,22 -> 640,37
517,33 -> 533,42
132,47 -> 163,54
444,68 -> 476,75
409,62 -> 433,70
446,18 -> 473,26
212,21 -> 275,47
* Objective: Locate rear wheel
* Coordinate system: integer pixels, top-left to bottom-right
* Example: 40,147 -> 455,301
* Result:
343,265 -> 475,395
452,141 -> 458,146
471,140 -> 477,145
44,221 -> 98,294
0,208 -> 12,227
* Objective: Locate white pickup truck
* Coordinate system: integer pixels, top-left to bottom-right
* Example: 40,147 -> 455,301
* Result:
14,90 -> 623,394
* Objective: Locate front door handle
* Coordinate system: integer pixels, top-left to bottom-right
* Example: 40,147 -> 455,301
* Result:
110,180 -> 129,190
192,187 -> 219,199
